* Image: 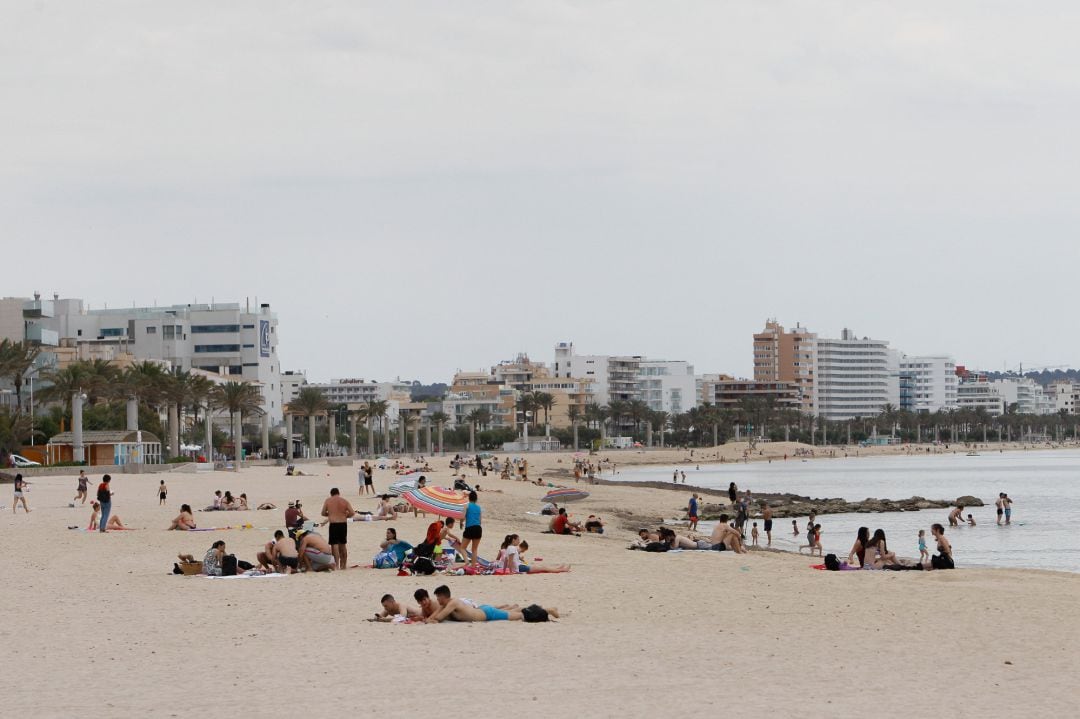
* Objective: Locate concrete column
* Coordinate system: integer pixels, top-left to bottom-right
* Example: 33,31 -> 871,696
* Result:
349,415 -> 358,457
168,403 -> 180,458
426,423 -> 432,455
126,397 -> 139,431
328,414 -> 337,452
646,422 -> 652,448
261,414 -> 270,459
285,414 -> 294,460
412,427 -> 419,455
72,392 -> 85,463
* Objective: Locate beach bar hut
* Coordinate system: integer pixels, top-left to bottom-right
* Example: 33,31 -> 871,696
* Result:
47,430 -> 163,466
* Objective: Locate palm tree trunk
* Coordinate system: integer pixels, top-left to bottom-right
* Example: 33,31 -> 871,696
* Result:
426,424 -> 432,455
233,411 -> 242,471
367,417 -> 375,456
469,422 -> 476,452
168,403 -> 180,458
573,420 -> 579,451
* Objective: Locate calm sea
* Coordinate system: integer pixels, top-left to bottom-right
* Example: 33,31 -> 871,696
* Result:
619,449 -> 1080,573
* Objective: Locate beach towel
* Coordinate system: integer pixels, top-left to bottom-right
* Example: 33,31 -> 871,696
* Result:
204,572 -> 288,580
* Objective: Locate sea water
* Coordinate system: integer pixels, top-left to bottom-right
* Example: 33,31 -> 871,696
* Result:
619,449 -> 1080,573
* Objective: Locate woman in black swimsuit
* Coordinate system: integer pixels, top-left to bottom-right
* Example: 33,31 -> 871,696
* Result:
921,523 -> 955,570
728,482 -> 738,506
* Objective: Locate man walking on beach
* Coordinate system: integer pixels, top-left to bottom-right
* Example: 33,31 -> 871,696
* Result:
96,475 -> 113,532
321,488 -> 355,570
687,494 -> 699,531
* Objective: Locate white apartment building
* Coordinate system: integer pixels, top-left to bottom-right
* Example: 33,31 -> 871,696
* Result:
280,370 -> 308,409
991,377 -> 1053,415
553,342 -> 641,404
303,378 -> 411,422
813,328 -> 900,421
899,355 -> 958,414
1047,382 -> 1078,414
24,296 -> 286,423
638,360 -> 696,414
956,381 -> 1006,416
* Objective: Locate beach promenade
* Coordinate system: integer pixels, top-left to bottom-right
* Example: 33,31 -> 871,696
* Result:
3,446 -> 1078,717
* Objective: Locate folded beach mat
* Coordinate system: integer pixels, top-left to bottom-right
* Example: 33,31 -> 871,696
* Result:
205,573 -> 288,580
810,564 -> 861,571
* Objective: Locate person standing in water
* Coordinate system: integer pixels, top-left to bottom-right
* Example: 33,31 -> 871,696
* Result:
995,493 -> 1005,525
762,503 -> 773,546
1003,494 -> 1014,524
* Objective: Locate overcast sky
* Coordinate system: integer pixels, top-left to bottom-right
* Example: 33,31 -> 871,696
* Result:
4,2 -> 1080,383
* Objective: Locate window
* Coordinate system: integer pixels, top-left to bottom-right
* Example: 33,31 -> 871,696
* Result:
101,328 -> 125,337
194,344 -> 241,353
163,325 -> 177,339
191,324 -> 240,333
228,366 -> 243,375
146,326 -> 157,335
242,344 -> 254,348
242,324 -> 255,329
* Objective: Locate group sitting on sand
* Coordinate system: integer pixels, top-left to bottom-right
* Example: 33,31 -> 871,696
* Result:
372,584 -> 557,623
846,524 -> 955,571
203,490 -> 250,511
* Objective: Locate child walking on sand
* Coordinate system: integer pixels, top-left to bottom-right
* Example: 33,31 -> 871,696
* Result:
158,480 -> 168,506
918,529 -> 929,563
751,522 -> 760,547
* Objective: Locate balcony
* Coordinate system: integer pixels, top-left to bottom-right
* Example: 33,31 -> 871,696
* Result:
23,300 -> 54,318
25,326 -> 59,346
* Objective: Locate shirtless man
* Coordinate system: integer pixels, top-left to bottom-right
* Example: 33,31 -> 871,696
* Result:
413,588 -> 439,619
708,514 -> 747,553
373,594 -> 422,622
425,585 -> 558,623
948,504 -> 965,527
995,493 -> 1005,525
762,504 -> 774,547
321,488 -> 355,570
296,529 -> 335,572
269,529 -> 299,573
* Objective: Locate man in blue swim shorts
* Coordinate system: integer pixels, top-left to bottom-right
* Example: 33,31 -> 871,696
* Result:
423,585 -> 559,623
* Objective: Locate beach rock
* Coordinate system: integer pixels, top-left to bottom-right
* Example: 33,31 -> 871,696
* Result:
955,495 -> 984,507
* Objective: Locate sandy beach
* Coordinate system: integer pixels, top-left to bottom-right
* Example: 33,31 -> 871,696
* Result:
3,446 -> 1079,717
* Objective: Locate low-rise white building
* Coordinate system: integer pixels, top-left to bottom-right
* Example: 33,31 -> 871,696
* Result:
956,381 -> 1006,416
553,342 -> 641,404
638,360 -> 696,414
1047,382 -> 1078,414
991,377 -> 1053,415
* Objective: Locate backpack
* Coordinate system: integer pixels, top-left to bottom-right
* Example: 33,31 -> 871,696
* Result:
521,604 -> 550,623
221,554 -> 238,576
411,557 -> 437,575
824,553 -> 840,571
413,542 -> 435,559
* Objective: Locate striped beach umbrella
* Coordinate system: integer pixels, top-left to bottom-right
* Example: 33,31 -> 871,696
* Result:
401,486 -> 468,519
387,479 -> 418,497
542,488 -> 590,503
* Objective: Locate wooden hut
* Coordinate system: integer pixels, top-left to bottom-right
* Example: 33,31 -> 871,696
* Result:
47,430 -> 162,466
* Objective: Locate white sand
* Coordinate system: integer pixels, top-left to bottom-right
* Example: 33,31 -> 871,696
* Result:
3,448 -> 1078,717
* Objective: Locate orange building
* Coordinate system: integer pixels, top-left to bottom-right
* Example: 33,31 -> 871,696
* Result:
753,320 -> 815,415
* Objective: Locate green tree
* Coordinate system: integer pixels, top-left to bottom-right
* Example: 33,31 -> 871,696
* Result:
288,386 -> 329,458
430,410 -> 449,454
210,381 -> 264,471
0,339 -> 42,412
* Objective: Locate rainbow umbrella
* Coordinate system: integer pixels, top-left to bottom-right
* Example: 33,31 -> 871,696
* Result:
401,486 -> 467,519
542,488 -> 590,503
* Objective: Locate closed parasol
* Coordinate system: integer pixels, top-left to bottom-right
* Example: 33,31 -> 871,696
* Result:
401,486 -> 468,519
542,488 -> 590,503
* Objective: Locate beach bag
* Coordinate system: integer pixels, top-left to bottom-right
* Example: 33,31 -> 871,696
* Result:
411,557 -> 437,575
522,604 -> 550,623
643,542 -> 669,553
221,554 -> 238,577
824,554 -> 840,571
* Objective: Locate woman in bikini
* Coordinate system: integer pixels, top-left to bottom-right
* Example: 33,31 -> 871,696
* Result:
862,529 -> 901,569
168,504 -> 197,530
848,527 -> 870,567
919,523 -> 955,570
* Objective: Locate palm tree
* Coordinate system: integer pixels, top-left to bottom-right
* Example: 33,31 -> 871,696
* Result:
465,409 -> 481,452
650,410 -> 669,447
288,386 -> 329,458
348,404 -> 368,456
0,407 -> 33,463
533,392 -> 555,434
185,374 -> 215,443
608,400 -> 628,438
209,381 -> 264,471
595,405 -> 611,441
627,399 -> 649,438
364,400 -> 389,454
430,411 -> 449,454
398,411 -> 417,453
516,393 -> 538,435
160,370 -> 194,458
566,405 -> 581,451
0,339 -> 41,412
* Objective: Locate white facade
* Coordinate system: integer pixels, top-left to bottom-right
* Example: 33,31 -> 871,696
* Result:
1047,382 -> 1078,414
956,381 -> 1006,416
991,378 -> 1053,415
280,370 -> 308,409
899,355 -> 958,413
813,328 -> 900,421
306,378 -> 412,406
28,298 -> 285,423
638,360 -> 696,414
553,342 -> 641,404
